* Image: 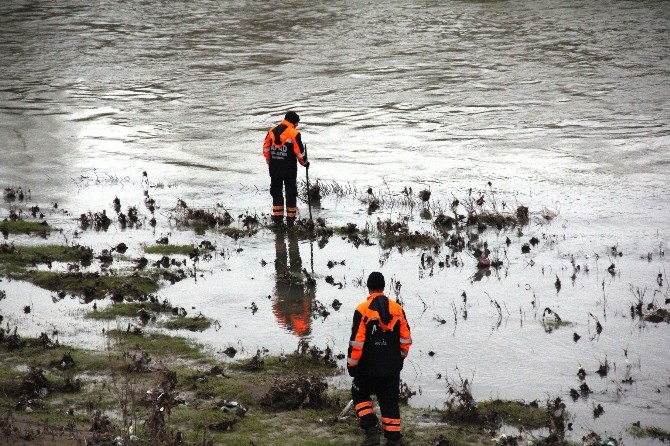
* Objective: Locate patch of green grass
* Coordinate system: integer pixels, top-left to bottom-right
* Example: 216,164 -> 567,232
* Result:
1,331 -> 529,446
28,406 -> 92,425
163,316 -> 211,332
0,220 -> 51,236
378,231 -> 441,250
172,406 -> 359,446
0,244 -> 86,275
109,329 -> 205,360
375,219 -> 442,251
466,211 -> 519,230
231,351 -> 340,378
144,244 -> 197,256
171,405 -> 239,431
265,353 -> 339,374
1,244 -> 82,262
0,338 -> 123,375
477,399 -> 548,430
0,363 -> 24,397
26,271 -> 160,301
85,301 -> 172,320
541,318 -> 574,333
219,226 -> 258,239
333,224 -> 364,236
630,423 -> 670,441
182,371 -> 254,405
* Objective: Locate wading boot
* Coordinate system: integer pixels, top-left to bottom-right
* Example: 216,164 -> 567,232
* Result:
360,427 -> 381,446
272,216 -> 284,227
286,217 -> 295,228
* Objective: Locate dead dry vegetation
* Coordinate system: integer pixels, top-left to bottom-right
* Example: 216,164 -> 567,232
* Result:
0,325 -> 597,446
2,181 -> 668,446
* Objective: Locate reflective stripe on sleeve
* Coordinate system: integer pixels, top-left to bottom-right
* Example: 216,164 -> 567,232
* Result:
349,341 -> 364,348
400,336 -> 412,344
347,358 -> 359,366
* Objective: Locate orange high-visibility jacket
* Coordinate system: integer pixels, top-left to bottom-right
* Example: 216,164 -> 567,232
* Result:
347,292 -> 412,377
263,119 -> 306,179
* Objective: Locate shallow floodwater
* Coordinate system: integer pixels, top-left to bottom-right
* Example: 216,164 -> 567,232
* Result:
1,0 -> 669,443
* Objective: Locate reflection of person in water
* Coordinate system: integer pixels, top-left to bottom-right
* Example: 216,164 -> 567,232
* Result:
272,230 -> 314,336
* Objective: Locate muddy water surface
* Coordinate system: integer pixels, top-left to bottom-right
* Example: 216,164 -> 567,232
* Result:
1,0 -> 670,443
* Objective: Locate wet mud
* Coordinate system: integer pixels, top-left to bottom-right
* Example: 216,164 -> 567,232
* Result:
1,176 -> 669,445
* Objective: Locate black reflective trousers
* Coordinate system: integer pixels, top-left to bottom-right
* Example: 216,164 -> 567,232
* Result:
270,177 -> 298,219
351,374 -> 401,440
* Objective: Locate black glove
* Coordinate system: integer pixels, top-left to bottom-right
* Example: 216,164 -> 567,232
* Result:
347,366 -> 357,378
303,161 -> 310,169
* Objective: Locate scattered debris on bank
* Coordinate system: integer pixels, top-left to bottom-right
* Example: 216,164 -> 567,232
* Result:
1,178 -> 669,445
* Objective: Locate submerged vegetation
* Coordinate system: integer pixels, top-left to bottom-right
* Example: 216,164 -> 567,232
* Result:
85,301 -> 173,320
1,179 -> 668,445
0,243 -> 90,272
0,323 -> 596,446
162,314 -> 212,332
0,219 -> 51,237
144,244 -> 203,256
29,271 -> 160,302
629,423 -> 670,441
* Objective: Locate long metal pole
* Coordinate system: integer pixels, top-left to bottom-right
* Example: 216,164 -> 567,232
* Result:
304,143 -> 313,220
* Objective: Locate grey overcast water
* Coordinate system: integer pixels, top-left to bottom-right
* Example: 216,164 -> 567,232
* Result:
1,0 -> 669,443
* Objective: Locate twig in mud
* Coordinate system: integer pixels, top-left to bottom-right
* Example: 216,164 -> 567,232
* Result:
351,274 -> 365,288
629,285 -> 646,319
442,368 -> 492,425
450,302 -> 458,326
460,291 -> 468,321
484,292 -> 502,329
418,295 -> 428,313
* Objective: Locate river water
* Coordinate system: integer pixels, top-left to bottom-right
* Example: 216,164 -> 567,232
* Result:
1,0 -> 669,443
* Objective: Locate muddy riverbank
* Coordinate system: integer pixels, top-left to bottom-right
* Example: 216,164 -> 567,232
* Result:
1,176 -> 669,445
3,320 -> 663,446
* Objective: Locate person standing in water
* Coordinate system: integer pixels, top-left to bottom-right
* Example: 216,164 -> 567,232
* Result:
263,111 -> 309,227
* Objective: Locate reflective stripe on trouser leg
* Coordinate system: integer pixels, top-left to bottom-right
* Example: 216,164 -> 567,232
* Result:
381,417 -> 401,433
286,206 -> 297,218
376,375 -> 401,439
355,401 -> 374,418
352,376 -> 378,431
272,205 -> 284,217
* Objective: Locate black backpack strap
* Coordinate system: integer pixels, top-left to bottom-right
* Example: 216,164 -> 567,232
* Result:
272,124 -> 287,144
369,295 -> 392,326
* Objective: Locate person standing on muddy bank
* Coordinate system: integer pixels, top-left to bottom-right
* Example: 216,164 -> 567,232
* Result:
263,111 -> 309,227
347,272 -> 412,446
